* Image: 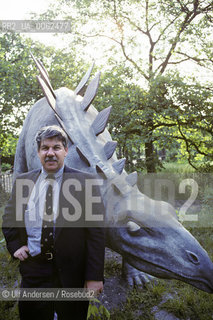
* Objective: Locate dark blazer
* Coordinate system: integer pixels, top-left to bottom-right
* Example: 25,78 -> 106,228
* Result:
2,165 -> 105,288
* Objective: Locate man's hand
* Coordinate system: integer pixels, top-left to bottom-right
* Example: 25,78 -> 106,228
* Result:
84,281 -> 103,294
13,245 -> 29,261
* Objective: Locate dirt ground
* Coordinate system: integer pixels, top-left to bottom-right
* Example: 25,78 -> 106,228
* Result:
100,248 -> 128,311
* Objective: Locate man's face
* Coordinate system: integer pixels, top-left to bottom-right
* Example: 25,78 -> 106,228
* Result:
37,137 -> 68,173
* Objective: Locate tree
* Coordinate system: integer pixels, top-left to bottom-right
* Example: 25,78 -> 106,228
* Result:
39,0 -> 213,172
94,65 -> 212,172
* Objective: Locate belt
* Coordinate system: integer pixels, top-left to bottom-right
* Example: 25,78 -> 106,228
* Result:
43,252 -> 54,261
29,251 -> 54,262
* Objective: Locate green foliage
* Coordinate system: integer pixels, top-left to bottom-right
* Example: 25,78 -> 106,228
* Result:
87,298 -> 110,319
94,65 -> 149,172
0,134 -> 17,158
0,34 -> 38,131
194,184 -> 213,228
201,185 -> 213,208
197,161 -> 213,173
0,300 -> 19,320
96,66 -> 213,172
162,162 -> 195,174
1,163 -> 12,172
104,259 -> 122,277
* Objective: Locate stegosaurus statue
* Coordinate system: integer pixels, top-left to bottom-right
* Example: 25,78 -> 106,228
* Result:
13,55 -> 213,293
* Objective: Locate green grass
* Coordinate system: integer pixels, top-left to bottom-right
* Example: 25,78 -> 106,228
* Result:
162,162 -> 196,174
104,259 -> 122,278
108,277 -> 213,320
160,282 -> 213,320
108,282 -> 168,320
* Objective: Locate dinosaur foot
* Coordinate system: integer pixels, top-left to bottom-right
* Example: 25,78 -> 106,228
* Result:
122,261 -> 157,288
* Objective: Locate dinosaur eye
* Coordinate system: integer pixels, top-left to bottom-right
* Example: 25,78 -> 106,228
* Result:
127,221 -> 140,233
186,250 -> 200,265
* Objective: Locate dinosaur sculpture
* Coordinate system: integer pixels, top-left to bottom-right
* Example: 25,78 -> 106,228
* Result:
13,55 -> 213,293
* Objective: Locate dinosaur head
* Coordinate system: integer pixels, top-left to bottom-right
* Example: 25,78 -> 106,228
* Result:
106,175 -> 213,293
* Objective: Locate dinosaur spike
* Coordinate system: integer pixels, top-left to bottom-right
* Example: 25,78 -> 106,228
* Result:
96,165 -> 107,179
92,106 -> 112,136
54,114 -> 74,144
37,58 -> 49,77
112,158 -> 126,174
74,62 -> 95,96
76,147 -> 90,167
36,76 -> 56,110
112,181 -> 129,195
81,72 -> 101,111
112,183 -> 122,195
126,171 -> 138,186
31,52 -> 56,98
104,141 -> 117,160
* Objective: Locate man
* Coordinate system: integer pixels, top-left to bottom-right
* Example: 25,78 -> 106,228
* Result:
2,125 -> 105,320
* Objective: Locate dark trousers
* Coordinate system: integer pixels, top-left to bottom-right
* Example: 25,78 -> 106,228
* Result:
19,298 -> 89,320
18,257 -> 89,320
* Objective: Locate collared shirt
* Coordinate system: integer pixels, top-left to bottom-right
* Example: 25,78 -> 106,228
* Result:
25,166 -> 64,257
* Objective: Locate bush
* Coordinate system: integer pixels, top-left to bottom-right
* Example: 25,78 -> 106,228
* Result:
197,161 -> 213,173
1,163 -> 12,172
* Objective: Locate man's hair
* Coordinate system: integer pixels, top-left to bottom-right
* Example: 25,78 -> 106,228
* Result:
35,125 -> 68,150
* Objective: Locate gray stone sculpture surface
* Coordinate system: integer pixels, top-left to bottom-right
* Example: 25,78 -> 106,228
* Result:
13,55 -> 213,293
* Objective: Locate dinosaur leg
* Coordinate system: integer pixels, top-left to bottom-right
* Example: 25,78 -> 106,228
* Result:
122,259 -> 157,288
